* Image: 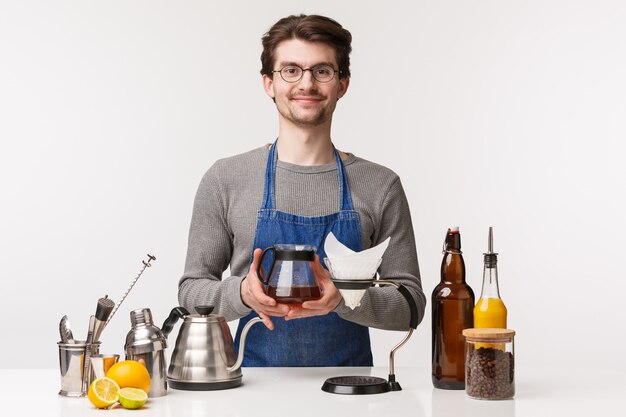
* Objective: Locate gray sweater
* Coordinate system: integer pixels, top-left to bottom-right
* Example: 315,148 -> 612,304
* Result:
178,145 -> 426,331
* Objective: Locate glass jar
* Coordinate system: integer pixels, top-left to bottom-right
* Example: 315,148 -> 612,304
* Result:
462,328 -> 515,400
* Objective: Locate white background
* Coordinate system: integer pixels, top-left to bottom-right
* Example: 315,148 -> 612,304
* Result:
1,0 -> 624,372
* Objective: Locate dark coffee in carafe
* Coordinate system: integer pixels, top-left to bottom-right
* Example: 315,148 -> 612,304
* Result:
266,285 -> 321,304
258,245 -> 322,304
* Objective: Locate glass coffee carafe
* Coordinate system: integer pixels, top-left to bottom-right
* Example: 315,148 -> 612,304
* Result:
257,244 -> 321,304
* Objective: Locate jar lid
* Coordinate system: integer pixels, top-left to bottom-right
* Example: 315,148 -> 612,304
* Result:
462,328 -> 515,341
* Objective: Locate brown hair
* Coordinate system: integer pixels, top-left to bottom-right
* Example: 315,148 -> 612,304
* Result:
260,14 -> 352,79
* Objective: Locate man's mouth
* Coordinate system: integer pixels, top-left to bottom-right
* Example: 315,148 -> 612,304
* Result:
290,96 -> 324,103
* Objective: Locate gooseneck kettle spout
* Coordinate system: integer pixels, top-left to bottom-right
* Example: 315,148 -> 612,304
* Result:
227,316 -> 263,372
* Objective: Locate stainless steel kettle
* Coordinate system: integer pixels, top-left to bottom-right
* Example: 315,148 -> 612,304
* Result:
161,306 -> 262,390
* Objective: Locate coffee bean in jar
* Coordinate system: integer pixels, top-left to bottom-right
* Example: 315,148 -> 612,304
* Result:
462,328 -> 515,400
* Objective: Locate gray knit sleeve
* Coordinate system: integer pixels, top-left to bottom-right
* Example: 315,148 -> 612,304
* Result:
334,177 -> 426,331
178,164 -> 252,320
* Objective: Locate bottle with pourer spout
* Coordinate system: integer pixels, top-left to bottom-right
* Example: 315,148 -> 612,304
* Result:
473,227 -> 507,329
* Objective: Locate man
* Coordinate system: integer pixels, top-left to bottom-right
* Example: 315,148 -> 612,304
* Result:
179,14 -> 426,366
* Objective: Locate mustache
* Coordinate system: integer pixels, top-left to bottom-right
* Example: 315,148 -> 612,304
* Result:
289,91 -> 325,100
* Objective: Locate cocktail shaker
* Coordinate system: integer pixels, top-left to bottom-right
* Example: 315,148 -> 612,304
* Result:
124,308 -> 168,397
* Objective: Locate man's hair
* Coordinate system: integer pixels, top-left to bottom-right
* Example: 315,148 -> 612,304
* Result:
260,14 -> 352,79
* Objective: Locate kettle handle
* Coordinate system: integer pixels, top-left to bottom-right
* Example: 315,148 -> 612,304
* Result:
161,306 -> 190,338
256,246 -> 276,285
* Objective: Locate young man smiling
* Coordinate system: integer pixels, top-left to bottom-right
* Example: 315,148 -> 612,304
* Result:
179,14 -> 426,367
264,38 -> 347,130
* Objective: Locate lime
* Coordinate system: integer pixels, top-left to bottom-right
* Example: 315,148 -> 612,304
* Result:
118,387 -> 148,409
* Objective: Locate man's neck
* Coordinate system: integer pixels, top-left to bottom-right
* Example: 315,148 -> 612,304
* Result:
276,123 -> 335,166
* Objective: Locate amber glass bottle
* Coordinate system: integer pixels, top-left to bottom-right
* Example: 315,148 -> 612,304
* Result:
432,227 -> 475,389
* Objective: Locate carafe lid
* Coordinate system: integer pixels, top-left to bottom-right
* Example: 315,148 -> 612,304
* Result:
274,247 -> 315,261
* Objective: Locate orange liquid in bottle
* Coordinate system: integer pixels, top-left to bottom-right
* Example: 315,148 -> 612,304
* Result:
474,297 -> 507,328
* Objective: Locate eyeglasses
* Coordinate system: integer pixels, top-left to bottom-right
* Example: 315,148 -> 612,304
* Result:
272,64 -> 342,83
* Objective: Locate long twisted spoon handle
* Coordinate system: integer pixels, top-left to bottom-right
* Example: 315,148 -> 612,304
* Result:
105,254 -> 156,326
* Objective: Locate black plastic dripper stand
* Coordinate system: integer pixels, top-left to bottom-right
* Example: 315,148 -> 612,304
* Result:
321,279 -> 419,395
322,376 -> 393,395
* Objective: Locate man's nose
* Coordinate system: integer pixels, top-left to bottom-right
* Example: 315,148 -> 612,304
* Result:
297,69 -> 315,89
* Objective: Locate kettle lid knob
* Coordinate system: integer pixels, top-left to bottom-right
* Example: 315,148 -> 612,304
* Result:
195,306 -> 214,316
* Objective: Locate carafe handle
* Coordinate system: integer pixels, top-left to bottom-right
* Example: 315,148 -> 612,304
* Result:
257,246 -> 276,285
161,306 -> 189,338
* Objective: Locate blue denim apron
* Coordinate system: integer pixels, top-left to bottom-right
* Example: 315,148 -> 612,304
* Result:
234,141 -> 373,366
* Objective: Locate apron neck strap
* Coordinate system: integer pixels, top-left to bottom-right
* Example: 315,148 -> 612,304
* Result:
261,139 -> 354,211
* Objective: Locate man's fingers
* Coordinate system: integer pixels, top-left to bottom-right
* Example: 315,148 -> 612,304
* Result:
251,283 -> 278,308
246,264 -> 278,307
260,304 -> 290,316
311,256 -> 326,277
258,312 -> 274,330
251,284 -> 276,306
285,307 -> 324,320
285,306 -> 310,320
250,248 -> 264,279
284,305 -> 303,318
282,255 -> 342,319
301,299 -> 327,310
312,256 -> 332,287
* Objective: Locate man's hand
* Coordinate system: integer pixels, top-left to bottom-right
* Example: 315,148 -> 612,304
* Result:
241,248 -> 289,330
285,255 -> 342,320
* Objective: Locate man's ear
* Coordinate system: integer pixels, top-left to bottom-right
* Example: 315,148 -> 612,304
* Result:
263,74 -> 275,100
337,76 -> 350,99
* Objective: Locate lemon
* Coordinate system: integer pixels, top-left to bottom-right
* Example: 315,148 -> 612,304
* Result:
106,360 -> 151,393
88,377 -> 120,409
118,387 -> 148,409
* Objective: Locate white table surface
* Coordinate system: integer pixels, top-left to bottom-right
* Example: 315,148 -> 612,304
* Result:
1,366 -> 623,416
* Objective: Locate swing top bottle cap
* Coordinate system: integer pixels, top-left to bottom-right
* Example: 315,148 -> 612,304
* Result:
445,227 -> 462,252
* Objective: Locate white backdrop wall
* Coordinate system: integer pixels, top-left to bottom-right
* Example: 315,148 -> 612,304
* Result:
1,0 -> 625,371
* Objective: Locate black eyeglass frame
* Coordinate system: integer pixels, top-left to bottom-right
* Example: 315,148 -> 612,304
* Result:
271,64 -> 343,83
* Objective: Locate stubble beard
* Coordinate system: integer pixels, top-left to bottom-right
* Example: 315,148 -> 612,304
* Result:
278,103 -> 329,127
277,90 -> 334,128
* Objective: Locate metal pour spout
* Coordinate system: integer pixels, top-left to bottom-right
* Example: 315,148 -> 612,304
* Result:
484,226 -> 498,268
